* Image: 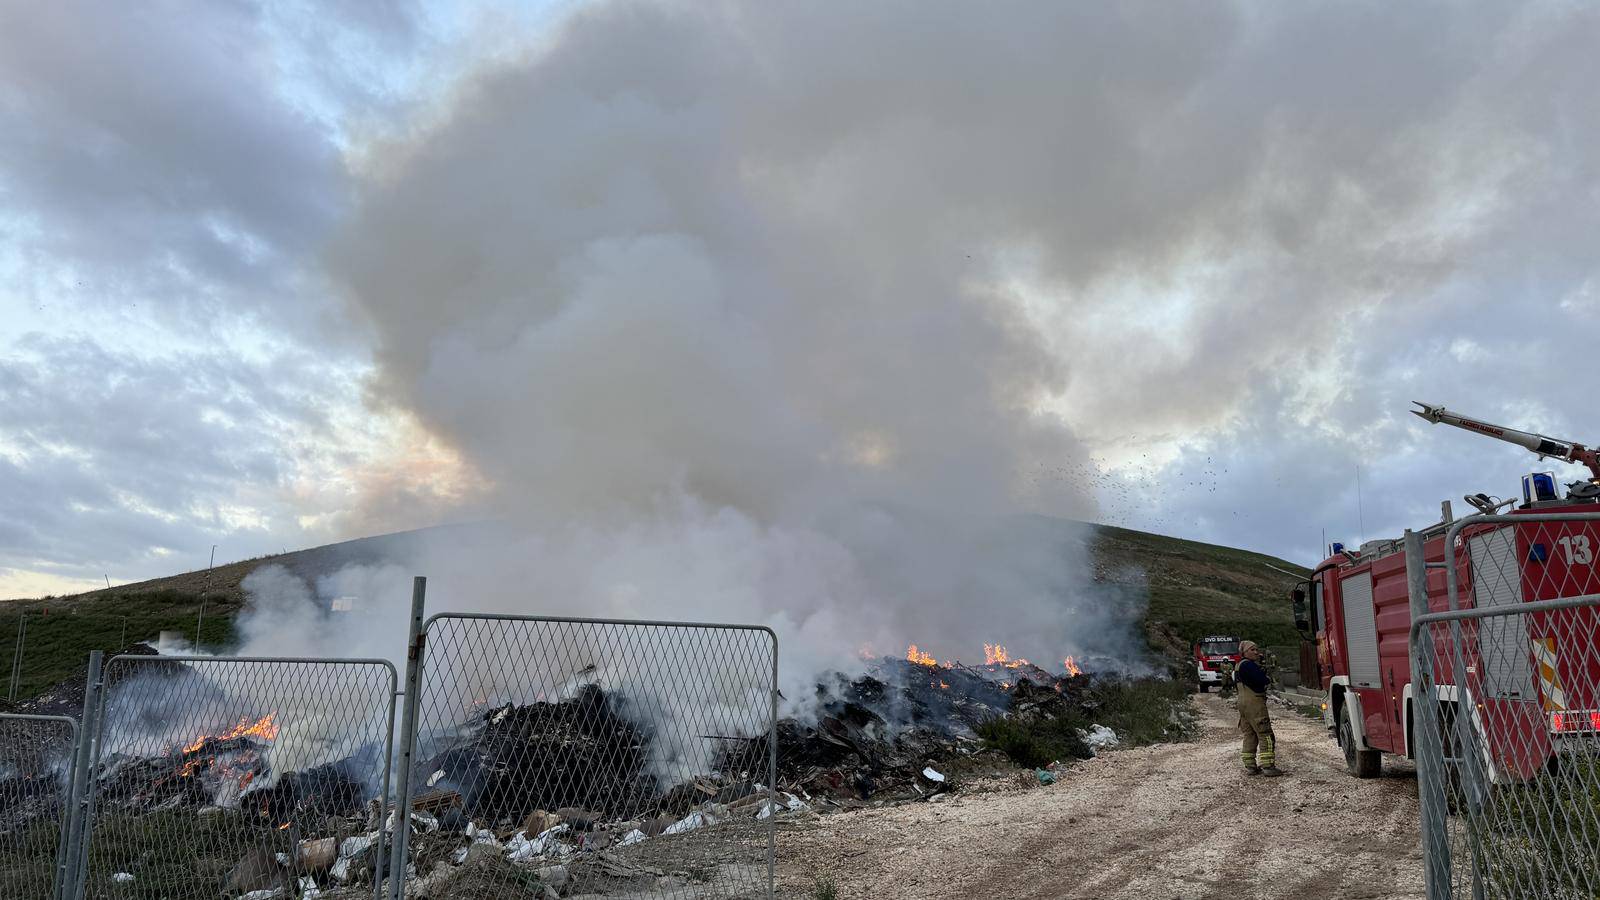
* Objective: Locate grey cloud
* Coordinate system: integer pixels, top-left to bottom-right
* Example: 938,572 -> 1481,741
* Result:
0,335 -> 355,586
1107,296 -> 1600,563
0,1 -> 348,335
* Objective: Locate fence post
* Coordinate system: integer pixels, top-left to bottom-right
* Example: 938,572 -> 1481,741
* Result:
1406,530 -> 1451,900
767,630 -> 779,897
387,576 -> 427,900
61,650 -> 102,900
9,613 -> 26,702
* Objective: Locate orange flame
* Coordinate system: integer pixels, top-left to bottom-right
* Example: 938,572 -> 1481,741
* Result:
182,714 -> 279,754
906,644 -> 937,667
983,644 -> 1031,669
1064,656 -> 1082,677
938,681 -> 949,690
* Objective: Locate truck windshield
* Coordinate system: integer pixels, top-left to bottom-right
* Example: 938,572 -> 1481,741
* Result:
1200,640 -> 1240,656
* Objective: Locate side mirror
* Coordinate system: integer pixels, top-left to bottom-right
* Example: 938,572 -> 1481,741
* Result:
1291,587 -> 1311,633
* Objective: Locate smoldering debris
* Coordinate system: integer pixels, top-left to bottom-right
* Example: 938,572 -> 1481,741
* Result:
749,655 -> 1104,806
416,684 -> 658,822
16,652 -> 1134,897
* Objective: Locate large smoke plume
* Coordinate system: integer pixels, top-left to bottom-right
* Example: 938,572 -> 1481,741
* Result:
228,0 -> 1184,699
232,0 -> 1598,695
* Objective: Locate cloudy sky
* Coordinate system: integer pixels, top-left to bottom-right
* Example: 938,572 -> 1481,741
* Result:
3,1 -> 1598,600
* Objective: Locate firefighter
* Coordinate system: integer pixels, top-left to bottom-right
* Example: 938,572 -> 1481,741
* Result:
1235,640 -> 1282,777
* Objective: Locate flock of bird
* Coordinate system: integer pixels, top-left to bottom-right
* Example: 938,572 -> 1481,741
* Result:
1022,452 -> 1241,533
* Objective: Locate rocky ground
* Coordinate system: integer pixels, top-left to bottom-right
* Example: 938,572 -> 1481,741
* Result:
775,692 -> 1424,900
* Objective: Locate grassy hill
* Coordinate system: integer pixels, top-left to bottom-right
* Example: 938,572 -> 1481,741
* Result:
0,521 -> 1310,708
1087,524 -> 1310,663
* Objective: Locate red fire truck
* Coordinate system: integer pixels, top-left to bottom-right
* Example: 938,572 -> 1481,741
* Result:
1193,635 -> 1243,692
1297,403 -> 1600,779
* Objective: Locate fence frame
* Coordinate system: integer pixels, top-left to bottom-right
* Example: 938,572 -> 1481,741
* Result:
0,711 -> 80,900
390,594 -> 781,900
1409,509 -> 1600,900
9,577 -> 784,899
79,653 -> 400,900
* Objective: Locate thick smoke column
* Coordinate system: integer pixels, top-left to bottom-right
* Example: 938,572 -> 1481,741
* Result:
302,0 -> 1160,695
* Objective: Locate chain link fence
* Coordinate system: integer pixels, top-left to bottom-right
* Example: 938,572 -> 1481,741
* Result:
1412,513 -> 1600,900
394,614 -> 778,899
0,713 -> 78,899
79,656 -> 398,900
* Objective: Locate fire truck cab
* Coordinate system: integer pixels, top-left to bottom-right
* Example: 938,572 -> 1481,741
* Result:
1193,635 -> 1243,692
1299,406 -> 1600,779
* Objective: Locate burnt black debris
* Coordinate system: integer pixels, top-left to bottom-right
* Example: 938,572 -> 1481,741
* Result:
418,683 -> 658,823
245,761 -> 368,824
726,656 -> 1102,805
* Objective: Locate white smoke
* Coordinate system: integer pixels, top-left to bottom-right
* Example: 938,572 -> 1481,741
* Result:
309,1 -> 1145,681
216,2 -> 1299,776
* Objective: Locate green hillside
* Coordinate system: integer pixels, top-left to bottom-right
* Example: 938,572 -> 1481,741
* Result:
0,521 -> 1310,709
1088,523 -> 1310,663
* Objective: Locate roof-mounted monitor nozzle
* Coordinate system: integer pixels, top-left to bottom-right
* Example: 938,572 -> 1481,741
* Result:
1412,401 -> 1600,482
1463,493 -> 1508,515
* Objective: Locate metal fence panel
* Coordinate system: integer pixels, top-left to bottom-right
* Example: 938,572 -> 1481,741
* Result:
79,656 -> 398,900
396,614 -> 778,899
1414,511 -> 1600,900
0,713 -> 78,900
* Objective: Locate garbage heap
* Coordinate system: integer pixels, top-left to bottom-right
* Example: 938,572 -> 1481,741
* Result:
757,656 -> 1106,806
209,683 -> 807,899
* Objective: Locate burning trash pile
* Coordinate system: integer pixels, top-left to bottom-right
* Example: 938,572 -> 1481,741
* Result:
43,643 -> 1172,898
76,679 -> 802,898
758,644 -> 1128,806
383,682 -> 800,898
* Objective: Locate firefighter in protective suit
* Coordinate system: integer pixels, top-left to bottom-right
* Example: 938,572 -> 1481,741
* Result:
1236,641 -> 1282,776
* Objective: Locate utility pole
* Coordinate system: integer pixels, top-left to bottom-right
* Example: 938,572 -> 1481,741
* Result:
197,544 -> 216,649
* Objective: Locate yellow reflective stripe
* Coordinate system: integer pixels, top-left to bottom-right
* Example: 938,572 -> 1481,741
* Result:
1532,637 -> 1568,711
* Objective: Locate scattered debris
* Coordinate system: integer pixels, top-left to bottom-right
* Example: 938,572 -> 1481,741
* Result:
1082,724 -> 1120,751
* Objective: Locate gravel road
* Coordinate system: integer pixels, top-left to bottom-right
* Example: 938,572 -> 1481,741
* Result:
778,692 -> 1425,899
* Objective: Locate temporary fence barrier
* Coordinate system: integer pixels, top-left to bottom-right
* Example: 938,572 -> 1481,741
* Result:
77,655 -> 398,900
1411,512 -> 1600,900
0,713 -> 78,900
3,577 -> 781,900
389,595 -> 779,898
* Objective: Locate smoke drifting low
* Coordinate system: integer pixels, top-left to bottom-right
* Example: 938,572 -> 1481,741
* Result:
236,0 -> 1184,695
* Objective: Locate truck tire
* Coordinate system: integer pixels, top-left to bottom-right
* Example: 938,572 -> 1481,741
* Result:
1339,704 -> 1382,779
1198,683 -> 1209,693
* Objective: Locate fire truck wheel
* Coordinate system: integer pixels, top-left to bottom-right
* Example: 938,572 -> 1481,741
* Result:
1338,705 -> 1382,779
1197,683 -> 1209,693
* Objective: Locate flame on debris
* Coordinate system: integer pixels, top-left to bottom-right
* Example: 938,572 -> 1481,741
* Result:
983,644 -> 1031,669
906,644 -> 938,667
182,714 -> 280,754
1064,656 -> 1082,677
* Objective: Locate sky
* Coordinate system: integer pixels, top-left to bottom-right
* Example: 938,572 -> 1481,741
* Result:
3,1 -> 1599,601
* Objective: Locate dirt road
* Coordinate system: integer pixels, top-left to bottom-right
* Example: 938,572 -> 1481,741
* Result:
778,692 -> 1424,900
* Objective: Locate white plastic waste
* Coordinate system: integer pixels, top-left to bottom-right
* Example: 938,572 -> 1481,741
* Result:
1082,724 -> 1120,750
